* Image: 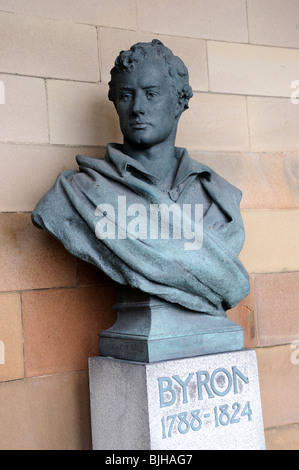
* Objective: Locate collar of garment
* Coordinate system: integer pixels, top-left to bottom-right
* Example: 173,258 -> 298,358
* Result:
105,143 -> 212,188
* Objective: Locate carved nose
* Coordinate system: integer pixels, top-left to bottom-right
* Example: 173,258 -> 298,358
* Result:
132,94 -> 145,114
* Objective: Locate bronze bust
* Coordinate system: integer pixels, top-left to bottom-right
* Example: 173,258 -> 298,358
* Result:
32,40 -> 250,360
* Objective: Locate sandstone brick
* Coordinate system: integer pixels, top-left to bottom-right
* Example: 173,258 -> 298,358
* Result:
0,11 -> 99,81
240,210 -> 299,273
0,371 -> 91,449
248,97 -> 299,152
0,144 -> 105,212
0,74 -> 48,144
254,272 -> 299,347
98,28 -> 209,92
177,92 -> 249,151
265,424 -> 299,450
247,0 -> 299,48
0,0 -> 137,30
0,213 -> 76,291
256,345 -> 299,428
47,80 -> 121,146
22,286 -> 116,377
48,81 -> 249,153
208,41 -> 299,97
190,151 -> 299,209
0,293 -> 24,382
7,146 -> 298,215
137,0 -> 248,43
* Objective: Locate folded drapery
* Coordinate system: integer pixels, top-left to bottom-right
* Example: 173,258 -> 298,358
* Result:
32,144 -> 250,316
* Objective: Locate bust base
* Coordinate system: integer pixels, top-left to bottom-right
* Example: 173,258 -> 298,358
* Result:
99,286 -> 244,363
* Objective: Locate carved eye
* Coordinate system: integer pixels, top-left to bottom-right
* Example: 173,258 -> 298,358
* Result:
121,93 -> 133,102
146,91 -> 157,100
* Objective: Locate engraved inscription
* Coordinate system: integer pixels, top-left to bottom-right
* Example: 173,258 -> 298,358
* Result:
158,365 -> 250,440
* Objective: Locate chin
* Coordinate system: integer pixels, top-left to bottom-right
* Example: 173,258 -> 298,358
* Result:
125,134 -> 153,148
130,140 -> 153,149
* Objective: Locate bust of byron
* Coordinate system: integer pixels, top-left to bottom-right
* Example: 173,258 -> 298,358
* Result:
32,39 -> 250,319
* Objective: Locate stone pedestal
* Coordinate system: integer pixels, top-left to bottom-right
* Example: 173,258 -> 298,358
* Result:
89,350 -> 265,450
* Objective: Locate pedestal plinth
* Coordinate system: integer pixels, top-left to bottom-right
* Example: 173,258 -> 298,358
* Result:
89,350 -> 265,450
98,286 -> 244,363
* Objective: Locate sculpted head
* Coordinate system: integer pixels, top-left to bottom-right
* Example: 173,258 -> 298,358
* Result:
109,39 -> 193,112
108,39 -> 193,149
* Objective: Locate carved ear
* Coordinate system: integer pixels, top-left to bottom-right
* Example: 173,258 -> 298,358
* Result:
175,96 -> 187,118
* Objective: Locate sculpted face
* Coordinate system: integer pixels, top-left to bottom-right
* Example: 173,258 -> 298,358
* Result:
114,59 -> 182,149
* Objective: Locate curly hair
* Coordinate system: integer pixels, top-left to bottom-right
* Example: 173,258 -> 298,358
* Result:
108,39 -> 193,112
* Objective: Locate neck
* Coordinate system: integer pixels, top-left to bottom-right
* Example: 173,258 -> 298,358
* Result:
123,139 -> 179,190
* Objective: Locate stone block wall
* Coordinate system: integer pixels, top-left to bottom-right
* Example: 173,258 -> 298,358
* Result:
0,0 -> 298,449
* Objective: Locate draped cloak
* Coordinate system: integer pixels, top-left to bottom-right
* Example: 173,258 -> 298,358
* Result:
31,144 -> 250,316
